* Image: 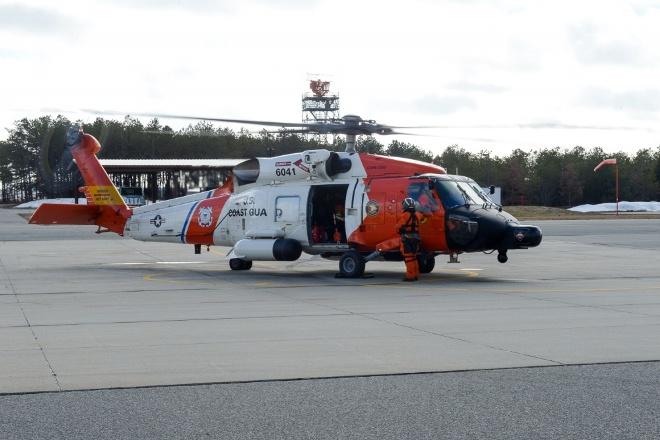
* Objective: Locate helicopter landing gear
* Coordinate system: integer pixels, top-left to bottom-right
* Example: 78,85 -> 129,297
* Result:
338,250 -> 365,278
448,252 -> 460,264
418,255 -> 435,274
229,258 -> 253,271
497,251 -> 508,263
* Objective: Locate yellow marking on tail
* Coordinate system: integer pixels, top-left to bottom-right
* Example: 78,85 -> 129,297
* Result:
86,185 -> 124,205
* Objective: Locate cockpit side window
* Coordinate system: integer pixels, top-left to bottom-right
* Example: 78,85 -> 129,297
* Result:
434,180 -> 467,209
407,181 -> 440,213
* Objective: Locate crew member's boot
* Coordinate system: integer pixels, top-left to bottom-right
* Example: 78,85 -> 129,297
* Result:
403,255 -> 419,281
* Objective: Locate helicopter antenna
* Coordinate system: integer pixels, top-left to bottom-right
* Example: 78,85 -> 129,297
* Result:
345,134 -> 356,154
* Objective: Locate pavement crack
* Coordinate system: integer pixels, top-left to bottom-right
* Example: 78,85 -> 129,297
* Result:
256,285 -> 563,366
0,312 -> 353,329
351,311 -> 564,366
0,255 -> 62,392
491,289 -> 660,319
117,239 -> 163,262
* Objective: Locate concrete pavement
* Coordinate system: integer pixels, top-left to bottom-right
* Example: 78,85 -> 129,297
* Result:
1,209 -> 659,393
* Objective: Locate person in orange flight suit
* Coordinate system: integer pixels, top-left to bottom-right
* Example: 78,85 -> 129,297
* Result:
376,198 -> 429,282
398,197 -> 426,281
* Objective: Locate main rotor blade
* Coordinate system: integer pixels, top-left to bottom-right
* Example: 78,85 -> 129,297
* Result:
83,109 -> 310,129
381,125 -> 448,130
80,109 -> 655,134
83,109 -> 390,135
386,130 -> 437,136
419,123 -> 655,132
141,129 -> 278,137
266,129 -> 314,134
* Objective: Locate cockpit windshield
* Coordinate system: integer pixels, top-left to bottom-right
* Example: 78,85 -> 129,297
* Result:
468,183 -> 496,205
434,179 -> 493,209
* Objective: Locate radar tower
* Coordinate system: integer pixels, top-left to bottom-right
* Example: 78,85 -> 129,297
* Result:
302,75 -> 339,143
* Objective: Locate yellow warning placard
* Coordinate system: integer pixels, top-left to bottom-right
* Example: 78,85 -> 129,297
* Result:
86,186 -> 124,206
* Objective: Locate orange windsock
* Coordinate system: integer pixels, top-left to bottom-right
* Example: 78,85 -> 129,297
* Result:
594,158 -> 617,172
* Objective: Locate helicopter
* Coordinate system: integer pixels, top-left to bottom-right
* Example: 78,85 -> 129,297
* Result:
29,114 -> 542,278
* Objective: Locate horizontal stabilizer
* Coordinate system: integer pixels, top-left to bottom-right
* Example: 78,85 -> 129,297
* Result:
29,203 -> 100,225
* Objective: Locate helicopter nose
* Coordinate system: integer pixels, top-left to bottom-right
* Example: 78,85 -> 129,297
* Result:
501,224 -> 543,249
444,208 -> 542,252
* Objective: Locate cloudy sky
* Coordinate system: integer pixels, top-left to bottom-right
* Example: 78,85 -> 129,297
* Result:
1,0 -> 659,155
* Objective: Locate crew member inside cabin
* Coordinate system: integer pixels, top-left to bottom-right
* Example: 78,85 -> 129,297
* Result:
332,203 -> 345,242
311,193 -> 347,244
312,194 -> 333,243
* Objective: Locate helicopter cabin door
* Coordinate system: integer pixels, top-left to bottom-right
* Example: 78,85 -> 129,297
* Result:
308,184 -> 349,246
270,188 -> 308,242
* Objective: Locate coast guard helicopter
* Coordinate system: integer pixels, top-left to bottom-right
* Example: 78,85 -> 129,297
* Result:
29,115 -> 542,277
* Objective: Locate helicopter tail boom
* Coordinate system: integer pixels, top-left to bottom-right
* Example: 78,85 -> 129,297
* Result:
29,131 -> 131,235
71,133 -> 129,211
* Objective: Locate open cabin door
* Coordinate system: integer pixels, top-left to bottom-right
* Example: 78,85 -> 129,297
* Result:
308,184 -> 349,247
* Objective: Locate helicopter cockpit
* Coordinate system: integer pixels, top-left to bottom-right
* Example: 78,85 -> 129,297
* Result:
417,174 -> 541,261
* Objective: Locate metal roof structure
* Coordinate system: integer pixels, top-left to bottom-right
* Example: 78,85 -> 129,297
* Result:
99,159 -> 245,172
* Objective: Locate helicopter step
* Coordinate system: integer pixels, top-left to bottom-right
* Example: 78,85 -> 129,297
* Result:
308,243 -> 352,254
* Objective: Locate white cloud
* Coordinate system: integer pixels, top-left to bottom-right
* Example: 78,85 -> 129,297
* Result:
1,0 -> 659,155
0,3 -> 79,35
582,88 -> 660,114
413,95 -> 477,114
446,81 -> 507,94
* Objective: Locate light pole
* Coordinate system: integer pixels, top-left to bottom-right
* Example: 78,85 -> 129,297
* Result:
594,158 -> 618,216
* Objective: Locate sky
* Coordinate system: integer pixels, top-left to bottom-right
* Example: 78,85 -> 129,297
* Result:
1,0 -> 659,156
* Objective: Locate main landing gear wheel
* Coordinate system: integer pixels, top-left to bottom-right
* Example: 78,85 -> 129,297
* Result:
229,258 -> 253,271
418,255 -> 435,274
339,251 -> 366,278
497,252 -> 508,263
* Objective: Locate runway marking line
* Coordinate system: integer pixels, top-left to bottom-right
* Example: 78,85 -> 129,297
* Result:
112,261 -> 208,266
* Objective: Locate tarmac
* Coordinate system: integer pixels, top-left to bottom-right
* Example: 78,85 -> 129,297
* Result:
1,207 -> 659,438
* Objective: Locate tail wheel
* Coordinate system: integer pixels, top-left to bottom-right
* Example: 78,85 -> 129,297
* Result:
339,251 -> 365,278
418,255 -> 435,274
229,258 -> 253,271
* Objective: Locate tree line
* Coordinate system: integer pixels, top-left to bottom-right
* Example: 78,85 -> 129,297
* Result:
1,115 -> 659,205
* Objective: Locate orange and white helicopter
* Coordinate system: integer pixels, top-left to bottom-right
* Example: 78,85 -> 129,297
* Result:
29,115 -> 542,277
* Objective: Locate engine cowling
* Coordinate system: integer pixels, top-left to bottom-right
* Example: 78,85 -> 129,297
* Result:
233,150 -> 351,185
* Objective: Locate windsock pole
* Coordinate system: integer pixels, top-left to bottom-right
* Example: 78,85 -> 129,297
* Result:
615,164 -> 619,216
594,158 -> 618,216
